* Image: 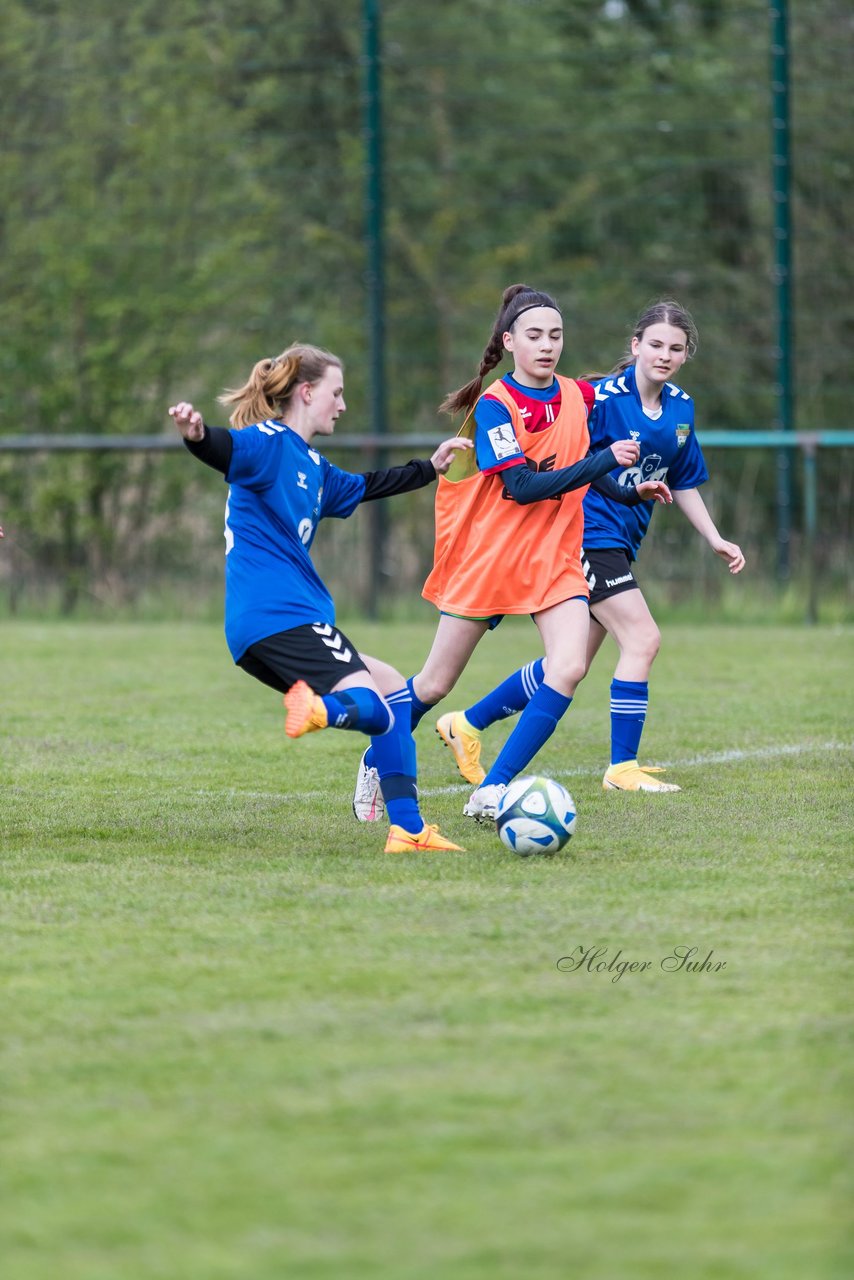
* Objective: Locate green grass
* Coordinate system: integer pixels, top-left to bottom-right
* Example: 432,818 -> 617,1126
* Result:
2,620 -> 852,1280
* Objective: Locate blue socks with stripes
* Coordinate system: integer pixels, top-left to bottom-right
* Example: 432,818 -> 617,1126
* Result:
323,686 -> 422,832
482,682 -> 572,786
609,679 -> 648,764
405,676 -> 435,732
465,658 -> 545,729
368,686 -> 422,833
320,686 -> 392,735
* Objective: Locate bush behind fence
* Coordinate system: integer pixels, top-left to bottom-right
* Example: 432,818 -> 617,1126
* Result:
1,442 -> 851,623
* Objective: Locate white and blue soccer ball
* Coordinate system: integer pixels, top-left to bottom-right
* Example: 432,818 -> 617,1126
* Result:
495,776 -> 576,856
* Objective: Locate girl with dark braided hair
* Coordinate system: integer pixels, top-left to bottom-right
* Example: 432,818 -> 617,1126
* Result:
352,285 -> 672,824
426,299 -> 746,799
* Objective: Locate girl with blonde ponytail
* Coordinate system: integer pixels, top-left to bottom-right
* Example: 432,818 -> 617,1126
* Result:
352,284 -> 672,825
168,342 -> 472,853
219,344 -> 339,429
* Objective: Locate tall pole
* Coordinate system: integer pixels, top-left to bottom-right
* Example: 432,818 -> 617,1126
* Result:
769,0 -> 794,581
362,0 -> 387,617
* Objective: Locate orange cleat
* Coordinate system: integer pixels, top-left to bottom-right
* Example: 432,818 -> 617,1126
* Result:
283,680 -> 328,739
435,711 -> 486,785
383,823 -> 466,854
602,761 -> 681,792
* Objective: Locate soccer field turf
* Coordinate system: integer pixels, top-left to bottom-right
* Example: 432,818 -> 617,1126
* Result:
2,620 -> 852,1279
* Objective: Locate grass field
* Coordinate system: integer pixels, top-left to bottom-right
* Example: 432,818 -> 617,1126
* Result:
2,619 -> 852,1280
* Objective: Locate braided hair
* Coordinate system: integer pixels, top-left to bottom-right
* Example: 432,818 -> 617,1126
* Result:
439,284 -> 562,416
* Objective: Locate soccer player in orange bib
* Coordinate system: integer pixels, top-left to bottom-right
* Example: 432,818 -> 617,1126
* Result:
430,299 -> 746,797
352,284 -> 672,823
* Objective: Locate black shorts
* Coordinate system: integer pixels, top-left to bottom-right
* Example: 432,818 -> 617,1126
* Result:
236,623 -> 368,696
581,548 -> 639,609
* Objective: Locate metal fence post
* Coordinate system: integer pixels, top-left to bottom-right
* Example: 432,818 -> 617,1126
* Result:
802,441 -> 818,625
769,0 -> 794,583
362,0 -> 387,618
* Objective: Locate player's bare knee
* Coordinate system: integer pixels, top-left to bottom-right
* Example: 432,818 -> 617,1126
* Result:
640,625 -> 661,665
417,671 -> 457,704
548,660 -> 586,693
622,624 -> 660,668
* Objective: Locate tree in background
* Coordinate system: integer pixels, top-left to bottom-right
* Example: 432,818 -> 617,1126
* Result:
0,0 -> 850,612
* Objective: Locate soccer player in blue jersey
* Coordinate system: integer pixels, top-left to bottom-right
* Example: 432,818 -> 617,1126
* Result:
169,341 -> 472,853
431,300 -> 745,798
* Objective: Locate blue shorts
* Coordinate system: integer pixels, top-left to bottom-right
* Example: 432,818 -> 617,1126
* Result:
440,610 -> 504,631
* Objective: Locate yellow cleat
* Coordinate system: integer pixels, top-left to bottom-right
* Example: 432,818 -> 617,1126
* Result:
384,823 -> 466,854
283,680 -> 328,738
602,761 -> 681,793
435,711 -> 486,785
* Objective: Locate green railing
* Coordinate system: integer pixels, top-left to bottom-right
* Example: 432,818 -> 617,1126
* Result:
2,430 -> 852,623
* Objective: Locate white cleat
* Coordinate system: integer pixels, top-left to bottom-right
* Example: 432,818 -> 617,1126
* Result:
463,782 -> 508,823
352,750 -> 385,822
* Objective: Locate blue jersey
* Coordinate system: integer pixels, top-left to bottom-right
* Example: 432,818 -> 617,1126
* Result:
222,420 -> 365,660
582,364 -> 709,558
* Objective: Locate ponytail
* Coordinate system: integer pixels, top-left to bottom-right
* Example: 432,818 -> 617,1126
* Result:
219,343 -> 343,429
439,283 -> 562,416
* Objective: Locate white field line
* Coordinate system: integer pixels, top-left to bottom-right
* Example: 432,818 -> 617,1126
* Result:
194,739 -> 852,803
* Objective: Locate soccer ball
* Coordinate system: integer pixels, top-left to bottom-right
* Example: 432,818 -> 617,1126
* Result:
495,776 -> 576,856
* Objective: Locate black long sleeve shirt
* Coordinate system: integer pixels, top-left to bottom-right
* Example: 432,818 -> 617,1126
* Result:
184,424 -> 436,499
501,449 -> 645,506
185,425 -> 644,508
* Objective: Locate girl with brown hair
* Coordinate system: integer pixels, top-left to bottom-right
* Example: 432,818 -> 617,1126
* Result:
352,286 -> 672,824
430,299 -> 746,798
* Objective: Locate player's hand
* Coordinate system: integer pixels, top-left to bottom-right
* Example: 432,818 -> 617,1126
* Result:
169,401 -> 205,442
610,438 -> 640,466
712,538 -> 745,574
636,480 -> 672,505
431,436 -> 473,475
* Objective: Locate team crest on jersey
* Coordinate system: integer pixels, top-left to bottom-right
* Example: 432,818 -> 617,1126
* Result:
487,424 -> 522,460
675,425 -> 691,448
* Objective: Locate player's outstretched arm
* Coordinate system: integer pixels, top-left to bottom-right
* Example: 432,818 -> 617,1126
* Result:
169,401 -> 205,442
168,402 -> 234,474
673,487 -> 745,573
504,438 -> 642,506
430,437 -> 473,474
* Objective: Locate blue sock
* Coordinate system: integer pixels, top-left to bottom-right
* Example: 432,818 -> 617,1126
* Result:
466,658 -> 545,730
609,679 -> 648,765
406,676 -> 435,731
483,682 -> 572,786
320,686 -> 391,735
369,687 -> 422,834
365,676 -> 434,770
